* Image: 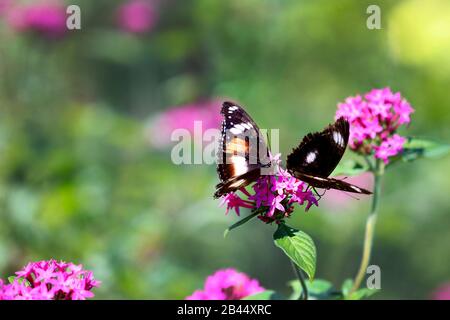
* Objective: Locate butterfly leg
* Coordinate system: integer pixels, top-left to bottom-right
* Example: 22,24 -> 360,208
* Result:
312,187 -> 327,200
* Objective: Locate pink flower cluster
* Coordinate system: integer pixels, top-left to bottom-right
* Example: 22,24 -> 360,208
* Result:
5,0 -> 67,38
186,268 -> 264,300
335,87 -> 414,164
116,0 -> 157,34
146,100 -> 221,149
220,154 -> 318,223
0,259 -> 100,300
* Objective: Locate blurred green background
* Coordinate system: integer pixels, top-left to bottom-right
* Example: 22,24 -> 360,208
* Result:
0,0 -> 449,299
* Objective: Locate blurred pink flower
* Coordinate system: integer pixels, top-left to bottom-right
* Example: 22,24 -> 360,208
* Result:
0,259 -> 100,300
219,154 -> 318,223
0,0 -> 12,16
321,173 -> 373,212
146,100 -> 222,149
432,283 -> 450,300
186,268 -> 265,300
117,0 -> 157,34
6,0 -> 67,38
335,87 -> 414,164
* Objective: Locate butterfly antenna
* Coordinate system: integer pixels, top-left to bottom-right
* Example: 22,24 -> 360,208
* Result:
341,192 -> 360,200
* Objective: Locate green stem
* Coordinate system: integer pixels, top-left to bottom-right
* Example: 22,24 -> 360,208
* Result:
349,159 -> 384,295
363,155 -> 375,172
223,211 -> 259,237
291,260 -> 308,300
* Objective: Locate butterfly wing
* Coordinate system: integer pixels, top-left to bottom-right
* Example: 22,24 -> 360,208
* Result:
287,117 -> 371,194
214,101 -> 270,198
287,117 -> 349,178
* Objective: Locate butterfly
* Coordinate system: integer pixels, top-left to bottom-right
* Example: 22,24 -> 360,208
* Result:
214,101 -> 271,198
286,117 -> 372,195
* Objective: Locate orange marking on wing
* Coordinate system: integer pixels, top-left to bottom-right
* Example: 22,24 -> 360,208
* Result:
226,137 -> 249,155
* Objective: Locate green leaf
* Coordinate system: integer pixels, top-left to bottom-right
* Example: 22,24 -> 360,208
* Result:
289,279 -> 338,300
341,279 -> 353,297
397,137 -> 450,163
273,223 -> 316,280
243,290 -> 284,300
332,159 -> 369,176
347,288 -> 379,300
8,276 -> 16,284
288,280 -> 303,300
224,211 -> 259,237
340,279 -> 379,300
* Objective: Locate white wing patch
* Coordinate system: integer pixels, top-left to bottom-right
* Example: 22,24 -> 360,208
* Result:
229,127 -> 242,135
227,121 -> 253,136
306,151 -> 317,164
230,155 -> 248,176
333,131 -> 345,147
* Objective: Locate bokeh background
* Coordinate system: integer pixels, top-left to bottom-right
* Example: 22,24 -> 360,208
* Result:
0,0 -> 449,299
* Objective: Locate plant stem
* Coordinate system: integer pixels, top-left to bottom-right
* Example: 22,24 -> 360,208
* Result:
349,159 -> 384,295
291,260 -> 308,300
223,211 -> 259,237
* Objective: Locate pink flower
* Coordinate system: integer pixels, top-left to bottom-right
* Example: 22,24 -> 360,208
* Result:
335,87 -> 414,164
373,134 -> 406,164
219,154 -> 318,223
220,193 -> 254,216
186,268 -> 265,300
0,259 -> 100,300
432,283 -> 450,300
146,100 -> 222,149
6,0 -> 67,38
116,0 -> 157,34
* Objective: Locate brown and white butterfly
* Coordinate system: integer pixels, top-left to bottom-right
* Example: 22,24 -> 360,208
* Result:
214,101 -> 271,198
286,117 -> 371,194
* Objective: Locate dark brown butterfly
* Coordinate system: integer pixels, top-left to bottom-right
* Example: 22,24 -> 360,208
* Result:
214,101 -> 271,198
286,117 -> 371,194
